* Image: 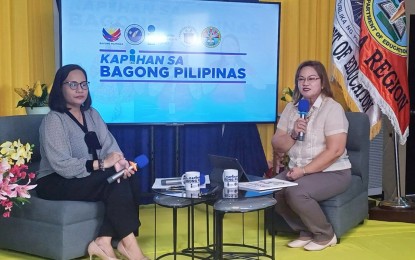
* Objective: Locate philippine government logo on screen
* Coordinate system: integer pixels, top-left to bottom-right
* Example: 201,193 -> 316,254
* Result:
201,26 -> 221,48
102,28 -> 121,42
179,26 -> 198,46
125,24 -> 145,45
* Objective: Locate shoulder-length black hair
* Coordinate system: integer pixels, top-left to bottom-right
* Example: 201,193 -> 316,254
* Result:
49,64 -> 92,112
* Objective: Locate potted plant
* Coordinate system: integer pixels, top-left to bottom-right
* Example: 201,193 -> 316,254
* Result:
14,81 -> 51,114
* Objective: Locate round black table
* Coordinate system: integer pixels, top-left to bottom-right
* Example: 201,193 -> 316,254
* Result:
153,185 -> 277,260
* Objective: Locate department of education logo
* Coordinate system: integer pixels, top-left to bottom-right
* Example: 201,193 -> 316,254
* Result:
179,26 -> 198,46
201,27 -> 221,48
102,28 -> 121,42
125,24 -> 145,45
363,0 -> 407,56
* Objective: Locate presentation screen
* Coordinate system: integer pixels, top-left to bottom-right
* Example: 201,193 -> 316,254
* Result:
60,0 -> 281,124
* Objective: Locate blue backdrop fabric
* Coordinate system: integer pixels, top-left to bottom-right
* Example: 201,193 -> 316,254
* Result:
220,124 -> 269,176
108,124 -> 268,204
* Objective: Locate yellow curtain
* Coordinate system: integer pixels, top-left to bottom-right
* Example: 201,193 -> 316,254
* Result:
0,0 -> 55,116
0,0 -> 339,161
258,0 -> 341,161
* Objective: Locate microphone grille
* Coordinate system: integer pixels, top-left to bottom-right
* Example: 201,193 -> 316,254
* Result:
298,99 -> 310,113
135,154 -> 149,168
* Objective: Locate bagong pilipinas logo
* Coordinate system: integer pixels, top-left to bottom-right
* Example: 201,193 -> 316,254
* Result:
125,24 -> 145,45
362,0 -> 407,56
102,28 -> 121,42
201,26 -> 221,48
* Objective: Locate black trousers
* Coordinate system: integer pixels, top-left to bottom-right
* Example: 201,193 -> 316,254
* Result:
36,168 -> 141,240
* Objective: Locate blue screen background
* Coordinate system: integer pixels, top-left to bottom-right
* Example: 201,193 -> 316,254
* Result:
61,0 -> 280,124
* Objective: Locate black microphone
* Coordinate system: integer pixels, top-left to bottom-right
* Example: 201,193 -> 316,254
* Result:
297,99 -> 310,141
107,154 -> 149,183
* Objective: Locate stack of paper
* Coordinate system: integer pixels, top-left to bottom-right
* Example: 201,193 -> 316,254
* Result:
238,179 -> 298,192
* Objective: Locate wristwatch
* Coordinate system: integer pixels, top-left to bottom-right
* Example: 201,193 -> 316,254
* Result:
99,159 -> 105,171
290,131 -> 298,140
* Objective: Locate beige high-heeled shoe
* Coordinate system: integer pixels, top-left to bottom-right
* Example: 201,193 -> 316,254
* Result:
87,240 -> 119,260
117,243 -> 150,260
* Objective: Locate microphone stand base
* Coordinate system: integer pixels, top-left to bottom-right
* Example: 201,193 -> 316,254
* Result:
369,200 -> 415,224
379,197 -> 415,210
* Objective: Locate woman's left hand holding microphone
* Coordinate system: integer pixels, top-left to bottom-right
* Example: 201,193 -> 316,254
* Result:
114,159 -> 136,180
101,152 -> 134,181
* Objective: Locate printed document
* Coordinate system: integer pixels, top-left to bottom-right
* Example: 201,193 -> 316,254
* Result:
238,178 -> 298,192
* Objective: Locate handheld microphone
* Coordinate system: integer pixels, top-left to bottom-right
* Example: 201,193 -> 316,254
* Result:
107,154 -> 149,183
297,99 -> 310,141
161,174 -> 206,186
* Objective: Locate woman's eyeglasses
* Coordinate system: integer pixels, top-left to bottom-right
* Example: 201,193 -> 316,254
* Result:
297,76 -> 320,84
63,81 -> 89,90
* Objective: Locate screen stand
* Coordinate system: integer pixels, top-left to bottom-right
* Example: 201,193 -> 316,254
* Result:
150,126 -> 155,183
175,125 -> 180,176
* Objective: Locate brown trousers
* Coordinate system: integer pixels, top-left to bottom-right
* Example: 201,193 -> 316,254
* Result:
274,168 -> 351,242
